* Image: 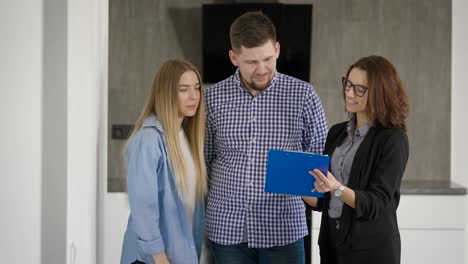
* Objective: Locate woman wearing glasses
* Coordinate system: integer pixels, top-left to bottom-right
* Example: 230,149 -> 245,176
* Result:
303,55 -> 409,264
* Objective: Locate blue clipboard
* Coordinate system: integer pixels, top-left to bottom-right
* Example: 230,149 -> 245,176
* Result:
265,149 -> 330,197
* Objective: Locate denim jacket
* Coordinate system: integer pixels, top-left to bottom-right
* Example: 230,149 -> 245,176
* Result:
121,115 -> 205,264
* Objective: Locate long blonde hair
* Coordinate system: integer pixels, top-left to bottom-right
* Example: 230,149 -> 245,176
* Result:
127,59 -> 207,199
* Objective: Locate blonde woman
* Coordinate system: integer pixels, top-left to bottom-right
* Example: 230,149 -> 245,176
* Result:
121,59 -> 207,264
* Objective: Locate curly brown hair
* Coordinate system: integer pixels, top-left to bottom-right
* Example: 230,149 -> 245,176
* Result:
345,55 -> 409,131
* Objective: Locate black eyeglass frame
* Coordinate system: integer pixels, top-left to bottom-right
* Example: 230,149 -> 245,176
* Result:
341,76 -> 368,97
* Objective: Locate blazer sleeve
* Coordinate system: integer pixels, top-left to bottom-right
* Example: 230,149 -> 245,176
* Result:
304,195 -> 326,212
354,129 -> 409,220
126,128 -> 165,255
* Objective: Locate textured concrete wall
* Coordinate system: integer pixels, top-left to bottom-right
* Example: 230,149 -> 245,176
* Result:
108,0 -> 213,191
108,0 -> 451,191
309,0 -> 451,185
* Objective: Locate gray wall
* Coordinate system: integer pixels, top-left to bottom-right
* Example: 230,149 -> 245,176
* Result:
108,0 -> 451,191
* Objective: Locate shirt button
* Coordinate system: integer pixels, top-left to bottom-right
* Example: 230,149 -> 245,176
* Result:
251,137 -> 256,143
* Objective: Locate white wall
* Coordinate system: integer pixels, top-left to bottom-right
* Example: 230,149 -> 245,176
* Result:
451,0 -> 468,261
66,0 -> 100,263
0,1 -> 101,263
96,0 -> 111,263
0,1 -> 42,262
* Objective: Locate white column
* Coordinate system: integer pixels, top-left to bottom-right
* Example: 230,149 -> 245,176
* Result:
66,0 -> 100,263
451,0 -> 468,263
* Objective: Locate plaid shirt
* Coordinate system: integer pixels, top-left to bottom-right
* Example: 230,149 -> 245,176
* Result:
204,70 -> 328,248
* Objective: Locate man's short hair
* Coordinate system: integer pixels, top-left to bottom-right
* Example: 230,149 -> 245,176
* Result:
230,11 -> 276,53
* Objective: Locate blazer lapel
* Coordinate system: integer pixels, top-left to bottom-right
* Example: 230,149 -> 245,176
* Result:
326,125 -> 348,156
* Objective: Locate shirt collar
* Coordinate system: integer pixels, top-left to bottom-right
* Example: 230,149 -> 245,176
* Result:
142,114 -> 164,133
347,117 -> 371,139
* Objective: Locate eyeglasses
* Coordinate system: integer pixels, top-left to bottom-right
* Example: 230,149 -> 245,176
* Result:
342,77 -> 368,97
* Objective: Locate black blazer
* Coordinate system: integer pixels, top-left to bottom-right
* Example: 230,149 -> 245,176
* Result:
313,121 -> 409,264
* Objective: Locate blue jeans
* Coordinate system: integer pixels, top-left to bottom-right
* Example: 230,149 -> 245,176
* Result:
210,238 -> 305,264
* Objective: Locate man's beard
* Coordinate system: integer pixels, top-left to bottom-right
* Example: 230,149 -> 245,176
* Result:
241,74 -> 271,91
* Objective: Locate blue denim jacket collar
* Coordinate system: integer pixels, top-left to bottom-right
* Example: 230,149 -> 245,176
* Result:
142,114 -> 164,133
